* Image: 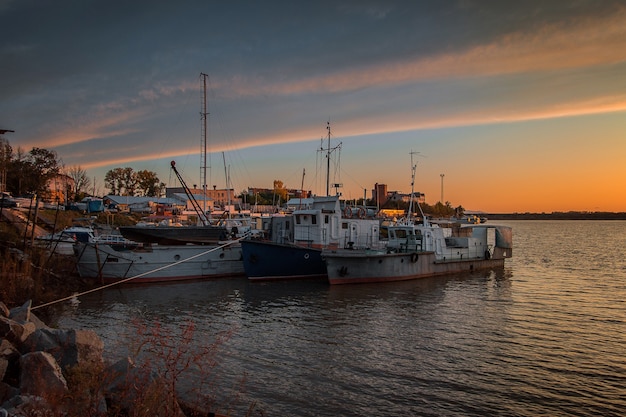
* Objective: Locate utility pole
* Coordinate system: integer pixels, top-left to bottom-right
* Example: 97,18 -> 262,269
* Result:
440,174 -> 445,203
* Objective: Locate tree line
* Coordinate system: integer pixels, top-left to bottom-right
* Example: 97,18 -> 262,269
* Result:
0,136 -> 164,201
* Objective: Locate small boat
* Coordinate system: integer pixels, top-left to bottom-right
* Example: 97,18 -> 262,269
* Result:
323,220 -> 512,284
73,240 -> 245,284
35,226 -> 96,255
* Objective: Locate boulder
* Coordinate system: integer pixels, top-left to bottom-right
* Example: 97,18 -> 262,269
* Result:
0,339 -> 19,385
8,301 -> 31,324
0,317 -> 23,346
0,302 -> 9,318
0,381 -> 19,406
104,357 -> 186,417
19,351 -> 68,398
21,328 -> 103,370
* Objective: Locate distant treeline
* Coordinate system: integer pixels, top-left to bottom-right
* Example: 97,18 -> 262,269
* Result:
487,212 -> 626,220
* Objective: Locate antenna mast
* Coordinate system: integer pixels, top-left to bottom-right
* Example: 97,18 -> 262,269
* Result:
321,121 -> 342,196
200,73 -> 209,216
409,150 -> 426,224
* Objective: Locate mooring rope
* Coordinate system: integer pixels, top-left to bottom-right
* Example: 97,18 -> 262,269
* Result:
32,235 -> 249,310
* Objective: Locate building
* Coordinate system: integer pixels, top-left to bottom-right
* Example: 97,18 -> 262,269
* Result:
373,183 -> 425,207
47,174 -> 75,204
165,186 -> 240,208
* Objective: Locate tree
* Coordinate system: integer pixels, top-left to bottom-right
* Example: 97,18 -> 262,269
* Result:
0,137 -> 12,193
66,165 -> 91,200
273,179 -> 288,204
5,146 -> 60,197
121,167 -> 136,196
104,168 -> 129,195
105,167 -> 162,196
136,170 -> 165,197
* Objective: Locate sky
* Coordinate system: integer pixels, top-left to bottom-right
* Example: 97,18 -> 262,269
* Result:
1,0 -> 625,213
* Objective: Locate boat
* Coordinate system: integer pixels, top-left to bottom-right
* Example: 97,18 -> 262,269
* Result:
241,123 -> 382,281
242,196 -> 381,280
35,226 -> 97,255
323,220 -> 512,284
118,215 -> 250,245
323,153 -> 512,284
73,240 -> 244,284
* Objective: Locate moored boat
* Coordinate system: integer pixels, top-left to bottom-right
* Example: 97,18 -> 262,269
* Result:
73,240 -> 245,284
35,226 -> 96,255
241,195 -> 381,281
323,221 -> 512,284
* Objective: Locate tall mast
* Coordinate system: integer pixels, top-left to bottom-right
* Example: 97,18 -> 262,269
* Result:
320,121 -> 342,197
409,150 -> 426,224
326,121 -> 331,196
200,73 -> 209,218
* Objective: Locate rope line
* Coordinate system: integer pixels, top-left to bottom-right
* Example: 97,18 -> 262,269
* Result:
32,235 -> 248,310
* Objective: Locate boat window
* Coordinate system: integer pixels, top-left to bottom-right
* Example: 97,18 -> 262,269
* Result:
311,215 -> 317,225
324,214 -> 329,224
342,222 -> 348,230
286,221 -> 290,230
395,229 -> 407,238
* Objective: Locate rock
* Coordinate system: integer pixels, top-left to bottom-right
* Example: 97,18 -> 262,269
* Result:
0,358 -> 6,382
0,316 -> 24,345
27,312 -> 48,330
8,301 -> 31,324
104,357 -> 186,417
18,322 -> 36,345
19,351 -> 68,398
0,381 -> 19,406
0,302 -> 9,319
0,339 -> 19,385
1,394 -> 53,417
20,328 -> 103,370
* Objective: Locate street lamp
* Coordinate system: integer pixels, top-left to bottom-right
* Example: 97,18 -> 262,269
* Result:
440,174 -> 445,203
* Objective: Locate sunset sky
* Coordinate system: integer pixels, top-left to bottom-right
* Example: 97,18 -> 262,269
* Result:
1,1 -> 625,213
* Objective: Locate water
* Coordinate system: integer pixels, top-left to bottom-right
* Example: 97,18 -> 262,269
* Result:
57,220 -> 626,416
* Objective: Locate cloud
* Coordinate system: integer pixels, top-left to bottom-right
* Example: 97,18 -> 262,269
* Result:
217,6 -> 626,99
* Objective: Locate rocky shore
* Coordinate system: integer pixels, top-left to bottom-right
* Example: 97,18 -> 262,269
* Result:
0,300 -> 223,417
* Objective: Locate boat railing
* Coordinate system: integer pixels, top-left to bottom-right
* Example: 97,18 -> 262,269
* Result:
400,238 -> 422,253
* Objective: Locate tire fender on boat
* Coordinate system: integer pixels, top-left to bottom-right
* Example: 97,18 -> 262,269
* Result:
410,253 -> 419,263
357,207 -> 366,219
343,207 -> 352,218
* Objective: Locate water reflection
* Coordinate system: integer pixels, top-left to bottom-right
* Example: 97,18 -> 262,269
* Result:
57,221 -> 626,416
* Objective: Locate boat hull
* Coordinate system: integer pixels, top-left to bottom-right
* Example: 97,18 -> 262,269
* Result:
241,239 -> 326,281
118,225 -> 229,245
74,242 -> 244,284
324,250 -> 506,285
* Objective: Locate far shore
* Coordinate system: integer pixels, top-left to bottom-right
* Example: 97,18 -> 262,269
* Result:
485,212 -> 626,221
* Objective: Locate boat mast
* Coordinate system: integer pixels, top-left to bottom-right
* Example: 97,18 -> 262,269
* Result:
200,73 -> 209,222
222,151 -> 231,212
409,150 -> 427,224
321,121 -> 342,197
326,122 -> 331,196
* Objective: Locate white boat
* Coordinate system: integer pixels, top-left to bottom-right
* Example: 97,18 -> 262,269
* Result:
35,226 -> 96,255
73,240 -> 245,284
323,220 -> 512,284
323,152 -> 512,284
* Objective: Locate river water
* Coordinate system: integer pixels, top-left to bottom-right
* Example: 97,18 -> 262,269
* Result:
57,220 -> 626,416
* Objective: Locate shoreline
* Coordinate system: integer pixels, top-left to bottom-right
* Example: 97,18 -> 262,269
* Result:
486,212 -> 626,221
